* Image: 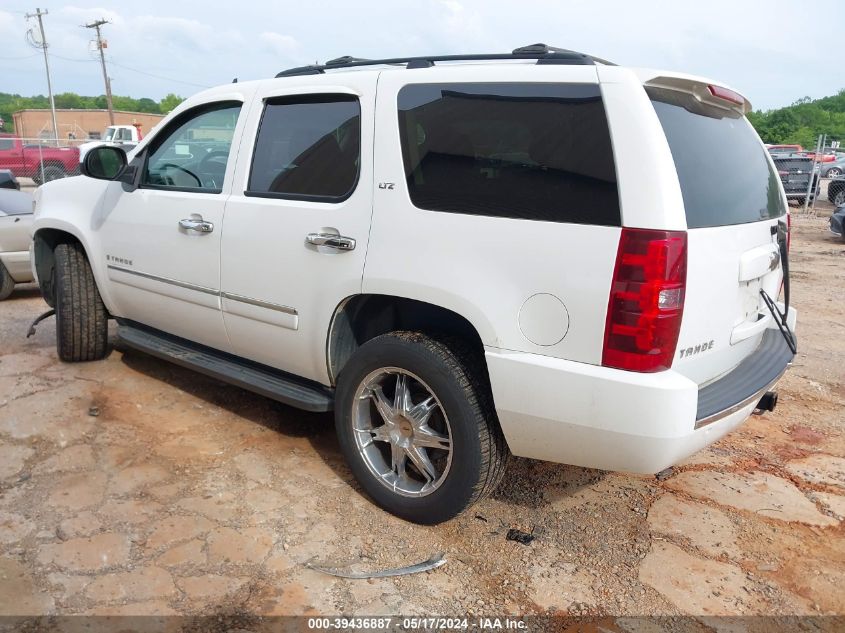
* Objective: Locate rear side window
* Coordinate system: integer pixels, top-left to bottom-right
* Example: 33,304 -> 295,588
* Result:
649,88 -> 786,229
397,83 -> 620,225
0,138 -> 14,150
247,95 -> 360,202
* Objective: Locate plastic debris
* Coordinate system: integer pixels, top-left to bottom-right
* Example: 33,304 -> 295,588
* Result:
655,467 -> 674,481
506,528 -> 535,545
26,309 -> 55,338
307,552 -> 446,579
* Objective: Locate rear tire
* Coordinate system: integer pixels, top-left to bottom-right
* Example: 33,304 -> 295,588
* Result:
0,262 -> 14,301
334,331 -> 508,524
54,242 -> 108,362
32,164 -> 65,186
827,168 -> 842,178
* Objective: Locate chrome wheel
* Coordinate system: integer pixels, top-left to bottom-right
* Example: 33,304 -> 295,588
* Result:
828,168 -> 842,178
835,189 -> 845,207
352,368 -> 453,498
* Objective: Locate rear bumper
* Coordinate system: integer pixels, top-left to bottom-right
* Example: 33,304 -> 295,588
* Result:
0,250 -> 34,282
486,322 -> 796,473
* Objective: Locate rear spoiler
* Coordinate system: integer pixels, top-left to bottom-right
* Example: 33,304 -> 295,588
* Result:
641,74 -> 751,116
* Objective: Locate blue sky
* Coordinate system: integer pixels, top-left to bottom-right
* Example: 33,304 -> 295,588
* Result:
0,1 -> 835,111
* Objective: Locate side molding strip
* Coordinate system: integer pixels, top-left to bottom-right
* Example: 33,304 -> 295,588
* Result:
107,265 -> 298,316
107,265 -> 218,296
221,292 -> 298,315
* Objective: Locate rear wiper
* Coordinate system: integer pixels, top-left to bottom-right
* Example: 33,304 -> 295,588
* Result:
760,220 -> 796,355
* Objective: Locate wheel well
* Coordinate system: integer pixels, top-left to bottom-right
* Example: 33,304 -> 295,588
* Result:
33,229 -> 80,307
328,295 -> 487,385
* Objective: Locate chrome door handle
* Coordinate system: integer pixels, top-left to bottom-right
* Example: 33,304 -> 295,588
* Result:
306,233 -> 356,251
179,218 -> 214,233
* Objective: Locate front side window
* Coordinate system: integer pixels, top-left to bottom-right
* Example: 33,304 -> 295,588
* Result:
142,102 -> 241,193
247,95 -> 361,201
397,82 -> 620,225
0,138 -> 14,150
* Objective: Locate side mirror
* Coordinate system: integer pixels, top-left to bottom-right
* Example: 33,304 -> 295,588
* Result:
82,146 -> 127,180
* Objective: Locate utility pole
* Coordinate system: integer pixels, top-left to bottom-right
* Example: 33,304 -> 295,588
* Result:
25,8 -> 59,143
84,19 -> 114,125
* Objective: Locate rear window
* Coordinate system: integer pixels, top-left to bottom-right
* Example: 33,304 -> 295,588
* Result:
649,88 -> 786,229
398,83 -> 620,225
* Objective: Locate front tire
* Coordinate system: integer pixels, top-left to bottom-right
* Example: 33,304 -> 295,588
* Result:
827,168 -> 842,178
334,332 -> 508,524
0,262 -> 14,301
54,242 -> 108,362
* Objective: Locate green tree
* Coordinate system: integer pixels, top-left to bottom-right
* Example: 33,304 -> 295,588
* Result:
159,93 -> 185,114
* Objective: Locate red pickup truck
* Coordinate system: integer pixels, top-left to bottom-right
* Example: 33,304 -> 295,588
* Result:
0,134 -> 80,185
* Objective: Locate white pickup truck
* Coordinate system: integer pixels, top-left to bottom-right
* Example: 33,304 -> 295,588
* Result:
77,125 -> 144,164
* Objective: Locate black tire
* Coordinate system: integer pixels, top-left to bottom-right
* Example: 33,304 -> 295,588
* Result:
54,241 -> 108,362
827,168 -> 842,178
335,331 -> 508,524
0,262 -> 14,301
32,164 -> 65,186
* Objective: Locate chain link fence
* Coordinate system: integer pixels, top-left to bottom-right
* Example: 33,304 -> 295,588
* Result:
769,135 -> 845,215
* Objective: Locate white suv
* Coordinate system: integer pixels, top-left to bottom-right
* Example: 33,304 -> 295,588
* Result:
30,45 -> 797,524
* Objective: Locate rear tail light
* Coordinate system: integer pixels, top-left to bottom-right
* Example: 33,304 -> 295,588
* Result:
602,228 -> 688,372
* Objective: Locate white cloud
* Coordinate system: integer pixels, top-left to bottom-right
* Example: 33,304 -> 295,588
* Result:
0,0 -> 839,109
259,32 -> 299,57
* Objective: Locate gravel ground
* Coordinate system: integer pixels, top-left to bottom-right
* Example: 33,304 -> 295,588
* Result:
0,201 -> 843,631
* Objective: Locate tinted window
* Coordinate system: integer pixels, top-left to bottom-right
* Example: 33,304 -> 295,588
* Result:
397,83 -> 620,225
143,102 -> 241,193
0,138 -> 14,151
649,89 -> 786,228
248,95 -> 360,201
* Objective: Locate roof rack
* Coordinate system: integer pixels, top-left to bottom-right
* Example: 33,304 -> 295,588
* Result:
275,43 -> 615,78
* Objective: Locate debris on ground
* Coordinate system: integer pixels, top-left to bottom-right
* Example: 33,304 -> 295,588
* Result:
506,528 -> 535,545
656,467 -> 674,481
307,553 -> 447,579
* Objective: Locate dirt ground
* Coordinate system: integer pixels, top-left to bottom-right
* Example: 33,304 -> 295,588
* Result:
0,197 -> 843,630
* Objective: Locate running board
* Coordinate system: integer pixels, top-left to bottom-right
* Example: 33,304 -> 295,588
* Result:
117,323 -> 334,412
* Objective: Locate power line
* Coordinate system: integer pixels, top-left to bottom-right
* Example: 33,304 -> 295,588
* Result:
83,18 -> 114,125
0,52 -> 40,60
107,60 -> 211,89
50,53 -> 97,63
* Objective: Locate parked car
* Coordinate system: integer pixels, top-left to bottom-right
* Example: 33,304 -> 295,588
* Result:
828,176 -> 845,207
0,134 -> 80,185
0,188 -> 34,300
802,151 -> 836,164
0,169 -> 20,190
767,144 -> 803,155
829,204 -> 845,241
77,124 -> 145,164
31,45 -> 797,523
820,155 -> 845,178
773,156 -> 820,204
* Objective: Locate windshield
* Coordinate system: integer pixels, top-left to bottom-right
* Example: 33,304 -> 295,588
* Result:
649,87 -> 786,229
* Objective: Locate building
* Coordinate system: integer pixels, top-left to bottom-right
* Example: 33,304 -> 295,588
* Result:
11,109 -> 165,141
